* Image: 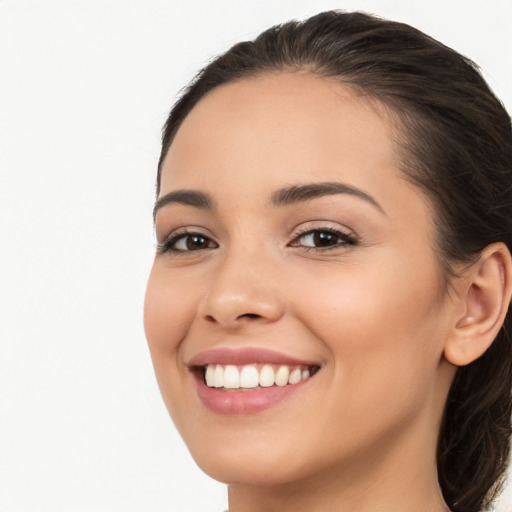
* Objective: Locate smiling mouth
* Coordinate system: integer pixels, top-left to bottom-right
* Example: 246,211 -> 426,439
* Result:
201,363 -> 320,390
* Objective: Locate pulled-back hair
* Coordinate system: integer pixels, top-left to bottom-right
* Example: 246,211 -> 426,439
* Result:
157,11 -> 512,512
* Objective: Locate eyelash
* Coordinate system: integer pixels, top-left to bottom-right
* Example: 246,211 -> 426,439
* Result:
156,226 -> 358,254
156,230 -> 218,254
289,226 -> 358,251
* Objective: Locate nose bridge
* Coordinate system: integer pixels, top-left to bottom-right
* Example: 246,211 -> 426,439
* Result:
200,240 -> 283,327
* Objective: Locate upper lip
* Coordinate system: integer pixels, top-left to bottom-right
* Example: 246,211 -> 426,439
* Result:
188,347 -> 320,368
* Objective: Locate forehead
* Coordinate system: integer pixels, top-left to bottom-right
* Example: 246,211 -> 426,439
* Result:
159,72 -> 404,201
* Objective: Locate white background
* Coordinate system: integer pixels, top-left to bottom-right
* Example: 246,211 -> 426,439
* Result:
1,1 -> 511,511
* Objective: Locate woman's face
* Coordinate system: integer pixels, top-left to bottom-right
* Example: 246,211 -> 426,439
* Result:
145,72 -> 457,485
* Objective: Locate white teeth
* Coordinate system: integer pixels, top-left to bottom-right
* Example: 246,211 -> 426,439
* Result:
204,363 -> 316,389
288,368 -> 302,384
205,365 -> 215,387
240,365 -> 259,388
223,365 -> 240,389
275,366 -> 290,386
213,365 -> 224,388
259,365 -> 275,387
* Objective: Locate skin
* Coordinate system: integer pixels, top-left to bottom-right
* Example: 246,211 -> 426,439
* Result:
144,72 -> 467,512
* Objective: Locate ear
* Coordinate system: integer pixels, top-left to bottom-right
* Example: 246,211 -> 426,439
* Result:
444,243 -> 512,367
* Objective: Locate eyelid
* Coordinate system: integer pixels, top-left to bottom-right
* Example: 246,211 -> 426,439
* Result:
291,220 -> 357,238
156,224 -> 214,244
288,222 -> 358,249
156,227 -> 218,254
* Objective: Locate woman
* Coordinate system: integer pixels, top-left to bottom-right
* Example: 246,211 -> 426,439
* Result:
144,11 -> 512,512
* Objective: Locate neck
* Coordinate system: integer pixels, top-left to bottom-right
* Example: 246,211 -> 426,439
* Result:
227,419 -> 450,512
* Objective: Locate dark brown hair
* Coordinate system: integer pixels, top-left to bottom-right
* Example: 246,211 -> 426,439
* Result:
157,11 -> 512,512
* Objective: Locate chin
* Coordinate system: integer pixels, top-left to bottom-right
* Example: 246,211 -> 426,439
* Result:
174,418 -> 315,486
190,448 -> 310,486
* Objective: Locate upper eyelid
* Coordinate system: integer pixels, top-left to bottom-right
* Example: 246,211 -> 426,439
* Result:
290,220 -> 358,238
157,225 -> 215,243
294,224 -> 353,235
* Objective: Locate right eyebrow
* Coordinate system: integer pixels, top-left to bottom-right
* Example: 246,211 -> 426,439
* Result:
153,190 -> 215,220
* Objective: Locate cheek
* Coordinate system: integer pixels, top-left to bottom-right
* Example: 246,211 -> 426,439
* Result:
292,259 -> 446,399
297,265 -> 434,337
143,264 -> 201,423
144,264 -> 197,358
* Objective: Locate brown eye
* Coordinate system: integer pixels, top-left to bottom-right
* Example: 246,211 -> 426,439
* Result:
311,231 -> 339,247
292,229 -> 357,249
180,234 -> 211,250
159,232 -> 218,253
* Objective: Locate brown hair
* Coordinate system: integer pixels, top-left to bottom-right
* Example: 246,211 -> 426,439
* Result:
157,11 -> 512,511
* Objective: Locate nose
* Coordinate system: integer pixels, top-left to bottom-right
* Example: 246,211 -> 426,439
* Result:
198,249 -> 284,330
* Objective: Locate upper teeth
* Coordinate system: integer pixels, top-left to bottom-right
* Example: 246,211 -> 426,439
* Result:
204,364 -> 312,389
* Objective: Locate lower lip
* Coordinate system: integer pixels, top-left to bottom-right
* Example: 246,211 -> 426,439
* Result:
195,376 -> 308,415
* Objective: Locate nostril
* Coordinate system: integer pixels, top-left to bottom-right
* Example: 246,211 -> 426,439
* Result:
237,313 -> 261,320
203,313 -> 261,324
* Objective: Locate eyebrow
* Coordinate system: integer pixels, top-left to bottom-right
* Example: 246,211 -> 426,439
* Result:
270,182 -> 385,214
153,181 -> 385,220
153,190 -> 215,219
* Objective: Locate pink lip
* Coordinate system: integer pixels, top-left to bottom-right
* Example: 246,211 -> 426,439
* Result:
195,381 -> 308,415
188,347 -> 317,368
189,347 -> 319,415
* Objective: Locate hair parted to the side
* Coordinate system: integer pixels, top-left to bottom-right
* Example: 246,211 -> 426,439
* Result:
157,11 -> 512,512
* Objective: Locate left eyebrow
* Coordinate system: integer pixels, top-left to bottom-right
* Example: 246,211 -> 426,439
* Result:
270,182 -> 385,214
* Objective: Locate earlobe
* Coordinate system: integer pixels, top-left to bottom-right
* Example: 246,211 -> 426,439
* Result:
444,243 -> 512,367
